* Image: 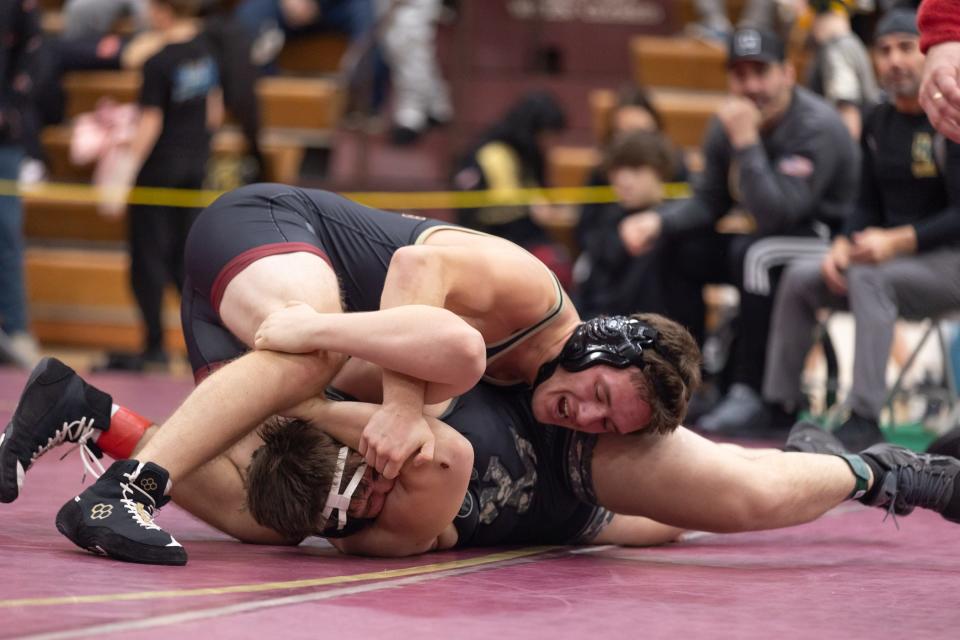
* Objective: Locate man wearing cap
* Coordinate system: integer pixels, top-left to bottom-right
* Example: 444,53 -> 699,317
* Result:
618,27 -> 858,437
757,8 -> 960,451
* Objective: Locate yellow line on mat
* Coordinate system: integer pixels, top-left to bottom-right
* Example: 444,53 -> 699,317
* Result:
1,546 -> 559,608
0,179 -> 691,210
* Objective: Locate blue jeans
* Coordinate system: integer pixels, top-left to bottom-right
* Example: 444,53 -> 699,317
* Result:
234,0 -> 387,108
0,145 -> 27,334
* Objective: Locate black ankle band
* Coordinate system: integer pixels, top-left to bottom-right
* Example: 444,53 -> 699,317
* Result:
852,452 -> 887,504
837,454 -> 871,500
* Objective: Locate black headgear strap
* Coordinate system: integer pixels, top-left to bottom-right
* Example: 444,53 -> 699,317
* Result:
533,316 -> 659,388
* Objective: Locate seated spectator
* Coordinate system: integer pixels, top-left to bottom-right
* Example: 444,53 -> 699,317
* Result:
451,91 -> 572,288
96,0 -> 224,371
61,0 -> 150,40
611,27 -> 858,437
575,130 -> 675,317
576,85 -> 688,257
233,0 -> 387,111
805,0 -> 881,139
689,0 -> 798,43
758,9 -> 960,450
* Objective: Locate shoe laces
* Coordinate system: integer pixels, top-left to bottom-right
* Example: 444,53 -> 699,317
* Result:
120,471 -> 162,531
881,462 -> 951,529
42,418 -> 107,482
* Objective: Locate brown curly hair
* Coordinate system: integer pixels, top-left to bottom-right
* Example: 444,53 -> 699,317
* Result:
628,313 -> 702,434
245,417 -> 368,541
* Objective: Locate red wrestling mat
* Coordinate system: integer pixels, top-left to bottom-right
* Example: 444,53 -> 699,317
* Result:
2,367 -> 959,639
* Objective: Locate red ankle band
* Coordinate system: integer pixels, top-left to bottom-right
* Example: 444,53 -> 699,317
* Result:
97,406 -> 152,459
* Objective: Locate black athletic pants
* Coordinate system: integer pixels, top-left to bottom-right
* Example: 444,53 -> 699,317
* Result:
129,152 -> 207,353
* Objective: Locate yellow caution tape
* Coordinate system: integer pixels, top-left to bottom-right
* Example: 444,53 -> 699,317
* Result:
1,179 -> 691,211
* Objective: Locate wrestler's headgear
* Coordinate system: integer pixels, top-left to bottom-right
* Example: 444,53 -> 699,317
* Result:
533,316 -> 660,388
318,446 -> 372,538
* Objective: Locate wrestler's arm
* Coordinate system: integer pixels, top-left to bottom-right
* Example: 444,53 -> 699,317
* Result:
585,514 -> 685,547
255,302 -> 486,400
364,239 -> 567,477
293,399 -> 473,557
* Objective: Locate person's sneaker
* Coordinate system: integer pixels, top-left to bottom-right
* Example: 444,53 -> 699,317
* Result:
926,425 -> 960,457
859,443 -> 960,523
697,384 -> 793,440
0,357 -> 113,503
56,459 -> 186,565
835,412 -> 884,452
783,420 -> 847,455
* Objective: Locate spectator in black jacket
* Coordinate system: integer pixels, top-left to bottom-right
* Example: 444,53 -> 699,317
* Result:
612,28 -> 858,437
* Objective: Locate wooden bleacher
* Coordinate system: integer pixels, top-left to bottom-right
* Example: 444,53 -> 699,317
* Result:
25,247 -> 184,351
26,6 -> 351,352
631,37 -> 728,92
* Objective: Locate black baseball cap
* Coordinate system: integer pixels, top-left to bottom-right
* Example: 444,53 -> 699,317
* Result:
874,8 -> 918,40
727,27 -> 786,67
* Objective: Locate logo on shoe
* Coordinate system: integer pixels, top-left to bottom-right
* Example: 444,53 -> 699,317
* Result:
90,503 -> 113,519
140,478 -> 158,492
135,503 -> 155,526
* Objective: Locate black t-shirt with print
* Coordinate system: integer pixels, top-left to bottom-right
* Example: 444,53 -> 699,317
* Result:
846,102 -> 960,251
139,35 -> 219,157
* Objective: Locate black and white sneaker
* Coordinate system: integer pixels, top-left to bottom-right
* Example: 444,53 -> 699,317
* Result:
860,443 -> 960,524
0,357 -> 113,503
783,420 -> 847,456
55,459 -> 187,566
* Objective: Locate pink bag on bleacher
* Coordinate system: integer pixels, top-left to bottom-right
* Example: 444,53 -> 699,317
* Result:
70,99 -> 140,218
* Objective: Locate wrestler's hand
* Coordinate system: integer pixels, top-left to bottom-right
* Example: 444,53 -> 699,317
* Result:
360,404 -> 435,480
254,301 -> 322,353
920,42 -> 960,143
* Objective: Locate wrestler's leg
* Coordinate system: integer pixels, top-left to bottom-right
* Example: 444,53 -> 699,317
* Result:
135,253 -> 346,481
590,427 -> 859,533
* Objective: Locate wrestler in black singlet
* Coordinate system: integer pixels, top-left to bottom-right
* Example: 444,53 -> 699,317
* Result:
181,183 -> 449,377
439,384 -> 609,547
325,383 -> 607,547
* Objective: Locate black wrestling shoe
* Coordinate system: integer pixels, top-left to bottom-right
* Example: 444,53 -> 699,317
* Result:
0,357 -> 113,503
783,420 -> 847,455
859,443 -> 960,523
55,459 -> 186,566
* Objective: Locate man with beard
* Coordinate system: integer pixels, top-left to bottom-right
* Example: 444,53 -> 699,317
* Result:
610,27 -> 859,438
759,8 -> 960,451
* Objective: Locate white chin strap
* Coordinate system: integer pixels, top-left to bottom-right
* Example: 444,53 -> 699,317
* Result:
321,447 -> 368,531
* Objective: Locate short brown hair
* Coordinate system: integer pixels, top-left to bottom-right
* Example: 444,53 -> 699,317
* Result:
245,417 -> 368,541
629,313 -> 702,434
604,130 -> 675,181
602,85 -> 664,144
